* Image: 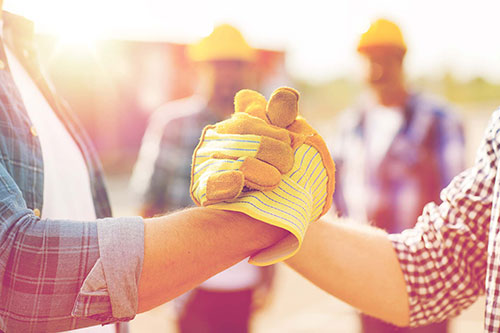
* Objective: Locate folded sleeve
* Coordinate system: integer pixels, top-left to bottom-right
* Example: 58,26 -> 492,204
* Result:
0,160 -> 144,331
72,216 -> 144,322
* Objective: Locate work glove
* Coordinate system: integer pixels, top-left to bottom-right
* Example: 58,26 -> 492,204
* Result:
190,87 -> 335,265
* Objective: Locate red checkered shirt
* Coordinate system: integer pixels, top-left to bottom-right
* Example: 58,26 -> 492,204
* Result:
389,109 -> 500,332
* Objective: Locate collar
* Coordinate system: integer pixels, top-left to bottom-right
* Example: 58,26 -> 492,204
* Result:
1,11 -> 35,59
355,92 -> 419,136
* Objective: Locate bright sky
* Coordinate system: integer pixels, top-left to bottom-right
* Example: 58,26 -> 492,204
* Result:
5,0 -> 500,83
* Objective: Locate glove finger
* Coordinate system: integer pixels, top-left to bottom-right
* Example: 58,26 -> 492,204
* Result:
203,130 -> 293,173
215,113 -> 291,146
191,157 -> 244,205
287,117 -> 317,149
234,89 -> 269,121
205,170 -> 245,206
266,87 -> 299,128
287,117 -> 316,136
240,157 -> 281,191
255,136 -> 294,174
196,127 -> 262,160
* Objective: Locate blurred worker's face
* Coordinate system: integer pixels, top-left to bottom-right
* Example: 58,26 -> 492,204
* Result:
199,60 -> 257,117
362,47 -> 405,100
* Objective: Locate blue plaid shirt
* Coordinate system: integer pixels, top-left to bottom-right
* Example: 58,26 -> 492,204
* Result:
0,12 -> 143,332
131,95 -> 219,216
332,93 -> 465,233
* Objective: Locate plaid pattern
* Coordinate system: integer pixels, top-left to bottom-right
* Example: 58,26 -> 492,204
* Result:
131,95 -> 219,215
0,12 -> 141,332
388,109 -> 500,332
332,93 -> 465,233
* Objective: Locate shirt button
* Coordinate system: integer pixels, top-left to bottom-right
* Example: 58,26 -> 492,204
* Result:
0,60 -> 5,70
30,126 -> 38,137
33,208 -> 41,217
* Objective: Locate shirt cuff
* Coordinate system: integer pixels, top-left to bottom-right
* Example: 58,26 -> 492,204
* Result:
72,216 -> 144,322
388,231 -> 422,327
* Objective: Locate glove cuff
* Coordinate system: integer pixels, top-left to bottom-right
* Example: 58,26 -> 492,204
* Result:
208,175 -> 312,265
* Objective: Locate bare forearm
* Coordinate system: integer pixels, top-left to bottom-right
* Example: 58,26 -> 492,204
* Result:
286,218 -> 410,327
137,207 -> 286,312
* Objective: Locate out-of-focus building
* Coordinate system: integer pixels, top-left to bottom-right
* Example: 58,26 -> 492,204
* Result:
34,35 -> 288,173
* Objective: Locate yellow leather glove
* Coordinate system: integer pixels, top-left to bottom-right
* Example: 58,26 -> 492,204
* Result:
190,87 -> 335,265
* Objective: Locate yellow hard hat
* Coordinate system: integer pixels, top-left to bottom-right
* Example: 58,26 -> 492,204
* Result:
357,19 -> 406,55
188,24 -> 256,62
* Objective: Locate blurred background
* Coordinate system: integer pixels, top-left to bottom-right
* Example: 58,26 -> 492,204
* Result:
5,0 -> 500,331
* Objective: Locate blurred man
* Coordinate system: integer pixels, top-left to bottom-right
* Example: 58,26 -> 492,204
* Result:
330,19 -> 465,333
131,24 -> 275,333
0,7 -> 292,333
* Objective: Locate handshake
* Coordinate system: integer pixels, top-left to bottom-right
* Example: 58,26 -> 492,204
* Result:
190,87 -> 335,266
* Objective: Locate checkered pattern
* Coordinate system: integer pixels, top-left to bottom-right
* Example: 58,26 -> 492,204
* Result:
389,109 -> 500,332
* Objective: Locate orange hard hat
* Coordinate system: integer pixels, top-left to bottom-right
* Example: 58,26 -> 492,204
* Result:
188,24 -> 256,62
357,19 -> 406,55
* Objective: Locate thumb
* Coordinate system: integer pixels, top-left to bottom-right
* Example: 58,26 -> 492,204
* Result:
266,87 -> 299,128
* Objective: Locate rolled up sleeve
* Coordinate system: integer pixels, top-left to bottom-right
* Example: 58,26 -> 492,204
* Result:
72,216 -> 144,322
0,157 -> 145,331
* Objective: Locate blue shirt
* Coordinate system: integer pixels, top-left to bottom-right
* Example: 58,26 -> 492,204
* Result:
0,11 -> 144,332
332,93 -> 465,233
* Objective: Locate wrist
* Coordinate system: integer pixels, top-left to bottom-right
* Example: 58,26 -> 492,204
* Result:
203,208 -> 288,252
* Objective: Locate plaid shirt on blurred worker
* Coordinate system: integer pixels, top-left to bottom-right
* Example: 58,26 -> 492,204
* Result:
332,93 -> 465,234
131,95 -> 218,216
388,108 -> 500,332
0,11 -> 143,332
